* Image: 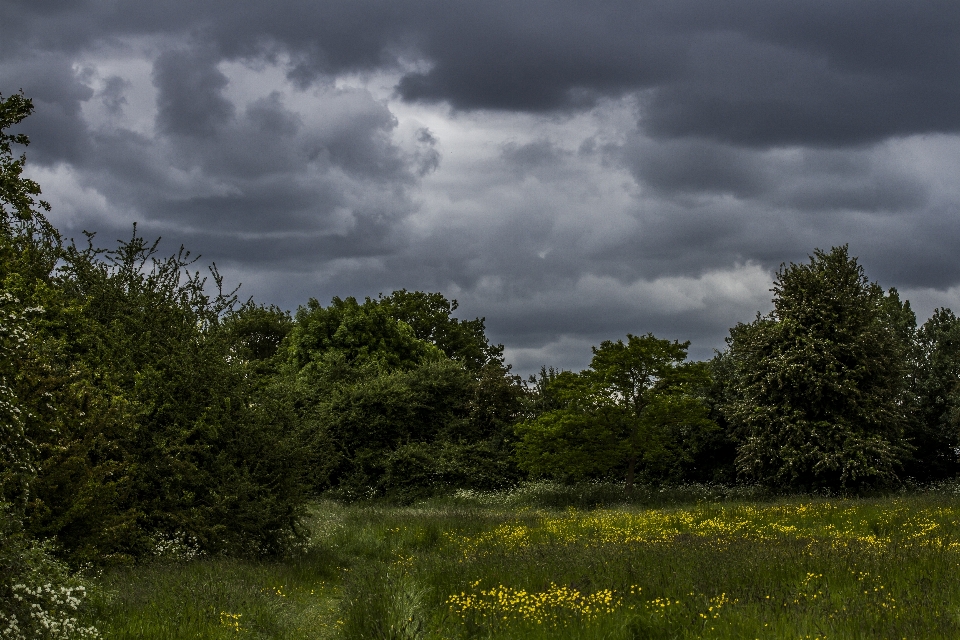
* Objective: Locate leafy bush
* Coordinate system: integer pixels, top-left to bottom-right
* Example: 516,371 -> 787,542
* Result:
287,294 -> 525,500
13,230 -> 311,562
0,291 -> 39,514
910,308 -> 960,480
0,503 -> 99,640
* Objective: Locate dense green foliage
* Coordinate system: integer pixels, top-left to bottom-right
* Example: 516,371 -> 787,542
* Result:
909,308 -> 960,480
0,91 -> 101,640
515,335 -> 718,488
722,246 -> 914,491
0,94 -> 311,571
285,293 -> 523,502
24,232 -> 311,561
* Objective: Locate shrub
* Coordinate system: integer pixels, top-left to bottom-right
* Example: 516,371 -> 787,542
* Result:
0,503 -> 99,640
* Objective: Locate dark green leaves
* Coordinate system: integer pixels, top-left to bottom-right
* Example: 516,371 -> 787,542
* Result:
724,246 -> 912,491
515,334 -> 717,488
0,92 -> 48,225
909,308 -> 960,480
284,291 -> 522,500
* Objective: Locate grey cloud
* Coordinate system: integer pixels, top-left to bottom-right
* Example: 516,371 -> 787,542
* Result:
46,73 -> 421,281
5,0 -> 960,147
500,140 -> 565,170
620,137 -> 767,198
153,49 -> 235,138
766,149 -> 929,214
245,92 -> 300,138
617,134 -> 929,214
71,75 -> 411,231
309,91 -> 405,181
776,172 -> 927,214
413,128 -> 440,176
389,0 -> 960,146
0,55 -> 93,164
99,76 -> 131,115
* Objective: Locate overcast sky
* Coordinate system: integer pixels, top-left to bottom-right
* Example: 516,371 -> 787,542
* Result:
4,0 -> 960,375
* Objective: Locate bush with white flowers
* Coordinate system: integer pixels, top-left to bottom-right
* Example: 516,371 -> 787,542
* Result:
0,293 -> 99,639
0,506 -> 100,640
0,292 -> 38,510
1,582 -> 99,640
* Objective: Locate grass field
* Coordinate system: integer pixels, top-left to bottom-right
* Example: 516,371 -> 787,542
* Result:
88,483 -> 960,639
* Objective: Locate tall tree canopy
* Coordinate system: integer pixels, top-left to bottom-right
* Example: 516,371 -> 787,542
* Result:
910,308 -> 960,481
376,289 -> 503,370
515,333 -> 716,489
285,292 -> 523,500
724,246 -> 914,491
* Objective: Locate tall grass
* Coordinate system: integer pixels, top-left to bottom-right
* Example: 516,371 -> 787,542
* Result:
91,483 -> 960,638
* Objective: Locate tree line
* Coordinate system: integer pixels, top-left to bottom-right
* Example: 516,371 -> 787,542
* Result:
3,90 -> 960,577
517,246 -> 960,495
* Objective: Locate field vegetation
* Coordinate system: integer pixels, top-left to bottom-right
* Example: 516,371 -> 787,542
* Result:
90,484 -> 960,639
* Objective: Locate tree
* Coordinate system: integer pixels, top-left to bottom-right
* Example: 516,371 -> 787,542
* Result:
515,334 -> 716,491
589,333 -> 716,490
0,92 -> 319,565
0,92 -> 47,224
0,90 -> 58,520
0,91 -> 59,282
514,370 -> 624,482
286,293 -> 523,499
222,301 -> 293,364
18,229 -> 310,561
909,308 -> 960,480
0,292 -> 38,513
724,246 -> 913,492
377,289 -> 503,370
691,351 -> 741,484
287,295 -> 442,378
0,92 -> 102,634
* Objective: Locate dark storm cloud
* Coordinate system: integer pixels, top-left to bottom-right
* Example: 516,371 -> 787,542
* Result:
412,128 -> 440,176
500,140 -> 566,170
5,0 -> 960,147
98,76 -> 130,115
20,54 -> 421,279
0,54 -> 92,164
153,49 -> 235,138
618,136 -> 930,213
620,137 -> 767,198
54,62 -> 413,236
395,0 -> 960,146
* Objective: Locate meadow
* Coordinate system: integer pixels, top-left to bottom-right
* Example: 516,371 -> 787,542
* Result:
87,483 -> 960,639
